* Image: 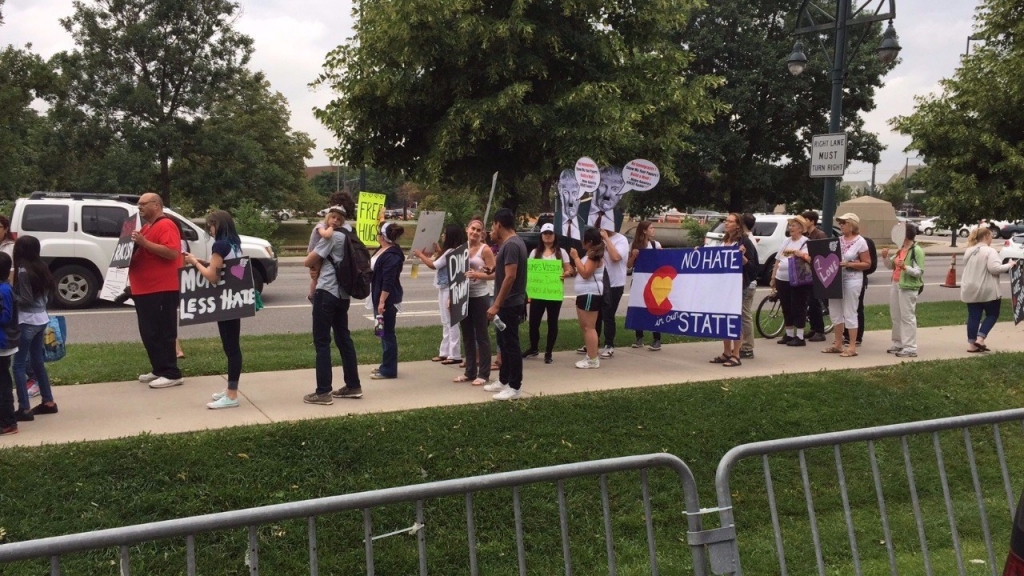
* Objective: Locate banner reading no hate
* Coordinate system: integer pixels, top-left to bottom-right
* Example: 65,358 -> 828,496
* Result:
357,192 -> 386,248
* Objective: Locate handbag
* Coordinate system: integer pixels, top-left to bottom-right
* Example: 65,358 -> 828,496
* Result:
42,316 -> 67,363
789,255 -> 814,287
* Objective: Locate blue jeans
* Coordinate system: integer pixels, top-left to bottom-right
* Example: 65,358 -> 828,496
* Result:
14,323 -> 53,411
378,304 -> 399,377
966,299 -> 1001,343
312,290 -> 360,395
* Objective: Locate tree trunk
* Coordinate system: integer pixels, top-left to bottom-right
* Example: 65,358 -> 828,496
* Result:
540,175 -> 555,213
160,152 -> 172,207
728,187 -> 742,214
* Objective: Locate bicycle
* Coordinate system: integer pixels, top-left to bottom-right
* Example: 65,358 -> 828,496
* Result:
755,292 -> 833,339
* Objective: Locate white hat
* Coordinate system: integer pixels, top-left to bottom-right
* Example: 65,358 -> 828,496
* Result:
327,205 -> 347,216
835,212 -> 860,224
540,223 -> 555,233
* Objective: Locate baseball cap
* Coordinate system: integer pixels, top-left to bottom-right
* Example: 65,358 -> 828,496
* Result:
835,212 -> 860,224
540,223 -> 555,233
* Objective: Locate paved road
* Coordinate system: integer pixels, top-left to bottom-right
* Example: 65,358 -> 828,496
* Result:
67,255 -> 998,344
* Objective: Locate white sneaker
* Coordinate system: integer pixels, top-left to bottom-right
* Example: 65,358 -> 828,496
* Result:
139,372 -> 159,383
483,381 -> 507,392
575,357 -> 600,369
149,377 -> 184,389
207,395 -> 240,409
599,346 -> 614,359
212,389 -> 227,401
27,381 -> 40,397
493,387 -> 522,401
886,346 -> 902,354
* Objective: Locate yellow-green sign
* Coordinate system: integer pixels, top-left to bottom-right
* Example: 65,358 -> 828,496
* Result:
356,192 -> 386,247
526,259 -> 564,301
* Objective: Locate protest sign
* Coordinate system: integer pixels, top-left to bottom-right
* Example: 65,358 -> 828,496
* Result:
99,267 -> 131,303
574,157 -> 600,194
410,211 -> 446,255
526,259 -> 564,302
109,213 -> 140,268
625,247 -> 742,339
807,239 -> 843,300
558,169 -> 583,240
446,243 -> 470,325
588,160 -> 660,231
356,192 -> 386,248
1011,263 -> 1024,325
178,257 -> 257,326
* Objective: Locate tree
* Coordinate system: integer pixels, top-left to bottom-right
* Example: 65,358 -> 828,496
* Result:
313,0 -> 723,214
0,44 -> 52,199
891,0 -> 1024,227
52,0 -> 254,206
172,71 -> 315,212
654,0 -> 890,215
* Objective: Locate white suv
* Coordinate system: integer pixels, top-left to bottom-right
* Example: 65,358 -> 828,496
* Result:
11,192 -> 278,309
704,214 -> 792,285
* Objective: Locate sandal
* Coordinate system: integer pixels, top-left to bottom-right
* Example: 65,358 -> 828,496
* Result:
459,361 -> 466,368
432,356 -> 448,362
471,378 -> 487,386
709,354 -> 730,364
976,343 -> 990,352
441,358 -> 461,365
453,375 -> 471,383
490,363 -> 500,371
822,346 -> 843,354
840,350 -> 858,357
722,356 -> 742,367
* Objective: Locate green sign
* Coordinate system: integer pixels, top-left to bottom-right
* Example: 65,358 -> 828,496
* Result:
527,259 -> 564,302
356,192 -> 386,248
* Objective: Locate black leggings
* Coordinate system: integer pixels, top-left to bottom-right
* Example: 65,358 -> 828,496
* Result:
459,296 -> 491,380
528,299 -> 561,354
776,280 -> 810,329
218,318 -> 243,390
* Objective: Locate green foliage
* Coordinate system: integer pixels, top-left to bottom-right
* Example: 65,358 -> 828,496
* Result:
52,0 -> 255,205
172,71 -> 314,212
0,45 -> 54,199
680,218 -> 711,243
891,0 -> 1024,225
419,185 -> 487,228
313,0 -> 723,211
230,199 -> 279,250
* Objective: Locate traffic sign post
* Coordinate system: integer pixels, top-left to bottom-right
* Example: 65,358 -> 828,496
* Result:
810,133 -> 847,178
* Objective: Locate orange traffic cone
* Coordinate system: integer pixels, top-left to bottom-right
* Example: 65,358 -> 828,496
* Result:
941,255 -> 960,288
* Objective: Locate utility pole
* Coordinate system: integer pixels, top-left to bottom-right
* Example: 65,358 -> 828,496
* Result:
870,163 -> 876,196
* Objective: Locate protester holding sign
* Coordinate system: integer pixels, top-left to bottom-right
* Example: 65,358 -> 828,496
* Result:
525,223 -> 571,364
881,222 -> 925,358
769,216 -> 812,349
457,217 -> 495,386
12,236 -> 58,417
303,203 -> 361,405
961,226 -> 1016,353
627,221 -> 663,351
183,211 -> 246,410
412,224 -> 467,367
570,227 -> 606,369
370,222 -> 406,380
129,193 -> 184,390
711,214 -> 758,367
825,213 -> 872,358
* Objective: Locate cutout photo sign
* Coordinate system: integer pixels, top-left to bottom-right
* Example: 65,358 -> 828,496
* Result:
587,159 -> 660,231
1011,263 -> 1024,326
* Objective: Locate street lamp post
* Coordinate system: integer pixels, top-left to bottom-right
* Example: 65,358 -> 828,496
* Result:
787,0 -> 900,236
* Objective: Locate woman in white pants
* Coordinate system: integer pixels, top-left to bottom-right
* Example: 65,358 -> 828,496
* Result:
823,213 -> 871,357
881,222 -> 925,357
412,224 -> 467,366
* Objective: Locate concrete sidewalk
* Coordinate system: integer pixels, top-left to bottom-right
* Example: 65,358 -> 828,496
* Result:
4,323 -> 1021,449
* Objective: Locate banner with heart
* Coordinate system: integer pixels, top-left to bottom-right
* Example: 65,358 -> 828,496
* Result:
625,247 -> 742,340
807,239 -> 843,300
178,257 -> 257,326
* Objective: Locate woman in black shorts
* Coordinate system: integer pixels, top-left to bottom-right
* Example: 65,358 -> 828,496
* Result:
569,227 -> 605,369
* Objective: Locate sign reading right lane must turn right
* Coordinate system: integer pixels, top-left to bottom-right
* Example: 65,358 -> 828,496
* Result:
810,133 -> 847,178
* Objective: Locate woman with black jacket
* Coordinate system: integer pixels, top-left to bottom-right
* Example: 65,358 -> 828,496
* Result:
371,222 -> 406,380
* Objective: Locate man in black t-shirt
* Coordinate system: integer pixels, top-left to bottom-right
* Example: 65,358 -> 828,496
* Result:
484,208 -> 528,401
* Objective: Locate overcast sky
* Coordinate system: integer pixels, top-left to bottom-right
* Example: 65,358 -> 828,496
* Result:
2,0 -> 980,188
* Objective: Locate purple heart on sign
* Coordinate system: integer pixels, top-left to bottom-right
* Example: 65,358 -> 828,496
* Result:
814,254 -> 841,288
230,263 -> 246,280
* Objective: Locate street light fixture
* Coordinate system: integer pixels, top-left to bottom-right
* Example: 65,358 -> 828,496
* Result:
787,0 -> 899,236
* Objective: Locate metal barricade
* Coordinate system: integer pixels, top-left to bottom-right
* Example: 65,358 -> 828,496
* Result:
0,453 -> 721,576
712,408 -> 1024,575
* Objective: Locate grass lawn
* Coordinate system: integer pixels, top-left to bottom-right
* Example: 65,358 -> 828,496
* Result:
2,354 -> 1023,575
47,299 -> 970,386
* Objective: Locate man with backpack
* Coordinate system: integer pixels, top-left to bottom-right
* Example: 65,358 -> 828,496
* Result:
302,202 -> 364,405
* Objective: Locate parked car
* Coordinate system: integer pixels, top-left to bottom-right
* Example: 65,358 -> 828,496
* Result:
705,214 -> 790,285
917,217 -> 941,235
1001,234 -> 1024,264
12,192 -> 278,309
261,208 -> 294,221
998,221 -> 1024,239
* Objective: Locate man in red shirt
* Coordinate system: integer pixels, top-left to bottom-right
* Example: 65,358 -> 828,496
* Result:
129,193 -> 184,389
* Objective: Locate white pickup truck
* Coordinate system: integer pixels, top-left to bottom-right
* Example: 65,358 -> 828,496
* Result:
11,192 -> 278,308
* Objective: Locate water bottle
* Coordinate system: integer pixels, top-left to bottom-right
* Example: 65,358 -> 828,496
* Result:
493,316 -> 506,331
374,315 -> 384,337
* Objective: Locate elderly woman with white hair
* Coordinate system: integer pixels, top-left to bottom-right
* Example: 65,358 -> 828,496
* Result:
823,213 -> 871,357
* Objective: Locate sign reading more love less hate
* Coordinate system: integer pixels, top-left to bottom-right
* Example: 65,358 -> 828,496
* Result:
178,258 -> 257,326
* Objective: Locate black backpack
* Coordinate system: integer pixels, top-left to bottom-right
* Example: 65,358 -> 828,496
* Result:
327,228 -> 372,300
864,236 -> 878,275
